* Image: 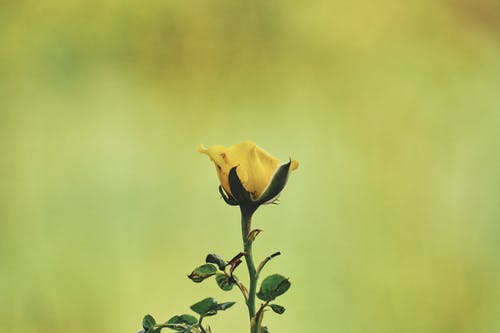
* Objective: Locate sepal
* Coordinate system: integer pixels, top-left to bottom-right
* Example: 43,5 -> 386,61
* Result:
228,166 -> 253,203
219,186 -> 238,206
222,161 -> 294,208
256,160 -> 292,205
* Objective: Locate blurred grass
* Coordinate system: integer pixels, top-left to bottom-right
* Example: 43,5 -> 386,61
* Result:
1,0 -> 500,332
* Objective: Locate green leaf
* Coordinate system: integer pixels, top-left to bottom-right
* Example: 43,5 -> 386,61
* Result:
180,314 -> 197,325
269,304 -> 286,314
257,161 -> 292,204
162,323 -> 185,332
142,314 -> 156,330
167,314 -> 198,326
190,297 -> 235,317
163,325 -> 195,333
190,297 -> 218,316
217,301 -> 236,311
178,327 -> 196,333
166,316 -> 182,325
188,264 -> 217,283
215,274 -> 234,291
257,274 -> 291,301
206,254 -> 227,270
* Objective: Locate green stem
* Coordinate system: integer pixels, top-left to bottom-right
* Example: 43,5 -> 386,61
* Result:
198,316 -> 207,333
240,205 -> 259,333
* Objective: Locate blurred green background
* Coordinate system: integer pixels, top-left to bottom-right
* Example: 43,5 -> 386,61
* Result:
1,0 -> 500,332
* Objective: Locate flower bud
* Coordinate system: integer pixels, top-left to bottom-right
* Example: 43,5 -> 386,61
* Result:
198,141 -> 298,208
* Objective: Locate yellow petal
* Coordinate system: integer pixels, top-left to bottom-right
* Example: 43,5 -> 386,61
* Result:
229,141 -> 280,198
197,144 -> 207,153
197,144 -> 233,195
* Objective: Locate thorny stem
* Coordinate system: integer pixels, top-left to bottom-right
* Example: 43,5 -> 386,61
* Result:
240,204 -> 259,333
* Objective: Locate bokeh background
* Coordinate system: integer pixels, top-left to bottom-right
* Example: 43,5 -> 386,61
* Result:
1,0 -> 500,332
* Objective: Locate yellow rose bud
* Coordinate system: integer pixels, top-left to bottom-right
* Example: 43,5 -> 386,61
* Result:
198,141 -> 298,205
